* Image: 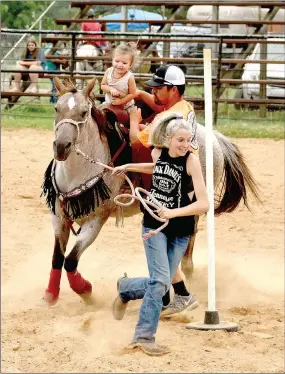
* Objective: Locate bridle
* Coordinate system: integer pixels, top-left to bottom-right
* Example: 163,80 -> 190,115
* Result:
54,99 -> 92,147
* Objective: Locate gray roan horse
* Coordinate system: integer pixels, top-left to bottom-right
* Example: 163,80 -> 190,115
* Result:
41,77 -> 260,306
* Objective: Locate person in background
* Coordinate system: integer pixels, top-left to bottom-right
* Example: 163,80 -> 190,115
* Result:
81,8 -> 106,51
44,35 -> 69,103
10,38 -> 45,94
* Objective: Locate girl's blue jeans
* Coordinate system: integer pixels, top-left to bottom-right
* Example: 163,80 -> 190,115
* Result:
119,225 -> 190,344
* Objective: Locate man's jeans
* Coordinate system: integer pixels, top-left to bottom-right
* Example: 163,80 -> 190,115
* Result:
119,225 -> 190,343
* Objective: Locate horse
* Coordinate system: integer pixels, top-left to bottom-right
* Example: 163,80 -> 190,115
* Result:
75,43 -> 103,90
41,77 -> 260,307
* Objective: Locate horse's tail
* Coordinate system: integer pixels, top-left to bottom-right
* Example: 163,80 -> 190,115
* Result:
214,131 -> 261,215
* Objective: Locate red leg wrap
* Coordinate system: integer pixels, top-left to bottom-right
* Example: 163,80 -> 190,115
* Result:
44,269 -> 62,305
66,270 -> 92,295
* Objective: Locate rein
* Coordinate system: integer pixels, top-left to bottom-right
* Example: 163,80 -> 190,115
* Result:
54,101 -> 91,144
75,148 -> 169,240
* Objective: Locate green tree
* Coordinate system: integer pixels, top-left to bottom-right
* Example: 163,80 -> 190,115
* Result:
1,1 -> 51,29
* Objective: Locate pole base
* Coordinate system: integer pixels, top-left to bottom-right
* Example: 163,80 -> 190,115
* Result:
185,311 -> 239,332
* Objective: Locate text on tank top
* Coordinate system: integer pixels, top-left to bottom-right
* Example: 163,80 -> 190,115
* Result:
143,148 -> 195,237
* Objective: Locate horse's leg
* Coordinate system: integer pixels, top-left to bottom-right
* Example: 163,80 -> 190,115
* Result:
44,214 -> 70,306
181,215 -> 199,280
64,213 -> 109,301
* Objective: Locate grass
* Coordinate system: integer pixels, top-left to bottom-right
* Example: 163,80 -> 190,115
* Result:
1,96 -> 55,130
197,106 -> 285,139
1,94 -> 284,139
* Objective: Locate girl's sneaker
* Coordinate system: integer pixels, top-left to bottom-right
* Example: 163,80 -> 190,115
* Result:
160,294 -> 199,317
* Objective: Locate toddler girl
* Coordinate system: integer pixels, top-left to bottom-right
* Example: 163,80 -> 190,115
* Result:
101,43 -> 137,111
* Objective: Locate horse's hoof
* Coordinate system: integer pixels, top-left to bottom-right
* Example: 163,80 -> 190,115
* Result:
83,280 -> 92,294
79,292 -> 94,305
42,291 -> 59,307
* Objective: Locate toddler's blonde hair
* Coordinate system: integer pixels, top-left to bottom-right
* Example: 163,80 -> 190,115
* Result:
112,42 -> 139,69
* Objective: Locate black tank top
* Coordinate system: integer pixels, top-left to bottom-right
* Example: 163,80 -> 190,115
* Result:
143,148 -> 195,237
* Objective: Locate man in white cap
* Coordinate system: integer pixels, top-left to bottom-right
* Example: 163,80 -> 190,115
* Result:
128,64 -> 199,317
130,64 -> 198,153
81,8 -> 106,50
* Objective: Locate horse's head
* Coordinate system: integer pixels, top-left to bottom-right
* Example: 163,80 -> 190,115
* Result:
53,77 -> 96,161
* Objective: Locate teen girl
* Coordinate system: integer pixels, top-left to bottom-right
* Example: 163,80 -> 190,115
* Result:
111,112 -> 209,356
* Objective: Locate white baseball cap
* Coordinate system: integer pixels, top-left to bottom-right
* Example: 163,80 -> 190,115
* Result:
145,65 -> 186,87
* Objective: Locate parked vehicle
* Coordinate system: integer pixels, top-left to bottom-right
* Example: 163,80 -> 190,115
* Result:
239,39 -> 285,101
146,24 -> 242,75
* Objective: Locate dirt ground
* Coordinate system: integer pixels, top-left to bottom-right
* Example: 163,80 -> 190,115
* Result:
1,129 -> 284,373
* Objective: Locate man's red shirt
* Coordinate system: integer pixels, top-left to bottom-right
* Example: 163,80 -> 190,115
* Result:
81,22 -> 106,47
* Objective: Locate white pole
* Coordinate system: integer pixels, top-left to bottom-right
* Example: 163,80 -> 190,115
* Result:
211,6 -> 219,77
39,18 -> 42,46
203,48 -> 216,312
121,6 -> 127,33
1,1 -> 56,64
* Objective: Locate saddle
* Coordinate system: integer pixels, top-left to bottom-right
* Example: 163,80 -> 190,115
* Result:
90,101 -> 154,190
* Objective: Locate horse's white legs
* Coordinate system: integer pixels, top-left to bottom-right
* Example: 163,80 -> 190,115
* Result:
44,214 -> 71,306
64,212 -> 110,298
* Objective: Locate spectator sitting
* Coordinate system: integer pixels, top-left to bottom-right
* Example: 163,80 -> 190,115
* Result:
10,38 -> 45,94
44,35 -> 69,103
80,8 -> 106,51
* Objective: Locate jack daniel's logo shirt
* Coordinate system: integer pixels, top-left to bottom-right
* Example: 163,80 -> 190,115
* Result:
143,148 -> 195,237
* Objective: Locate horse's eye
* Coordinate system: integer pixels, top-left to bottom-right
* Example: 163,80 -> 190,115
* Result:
82,110 -> 87,117
54,107 -> 58,112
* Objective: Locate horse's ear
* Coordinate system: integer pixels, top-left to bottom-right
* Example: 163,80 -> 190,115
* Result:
54,77 -> 66,96
83,78 -> 96,98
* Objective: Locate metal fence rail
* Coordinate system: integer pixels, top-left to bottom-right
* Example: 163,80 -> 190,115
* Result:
1,28 -> 285,121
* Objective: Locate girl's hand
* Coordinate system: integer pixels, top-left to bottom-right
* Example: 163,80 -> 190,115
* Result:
156,206 -> 176,220
111,97 -> 122,105
112,165 -> 126,176
19,60 -> 26,66
109,88 -> 120,97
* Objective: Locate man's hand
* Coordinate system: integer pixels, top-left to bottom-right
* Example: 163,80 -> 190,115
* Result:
129,106 -> 142,124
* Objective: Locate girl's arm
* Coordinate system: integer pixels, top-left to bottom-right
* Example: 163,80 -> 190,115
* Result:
101,70 -> 120,97
112,147 -> 161,176
112,162 -> 155,175
134,89 -> 164,113
157,153 -> 209,219
101,70 -> 110,93
118,75 -> 136,105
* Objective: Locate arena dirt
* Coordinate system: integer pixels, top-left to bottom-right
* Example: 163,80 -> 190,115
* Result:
1,130 -> 284,373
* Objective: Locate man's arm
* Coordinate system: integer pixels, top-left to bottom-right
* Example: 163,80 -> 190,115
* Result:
129,106 -> 143,144
135,89 -> 164,113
